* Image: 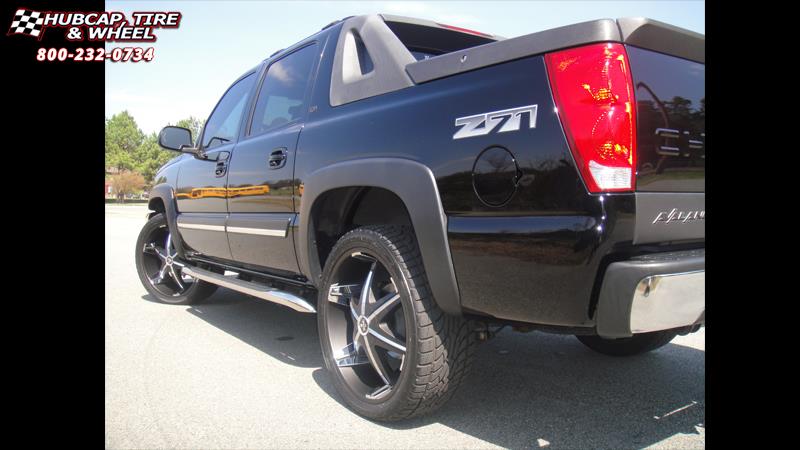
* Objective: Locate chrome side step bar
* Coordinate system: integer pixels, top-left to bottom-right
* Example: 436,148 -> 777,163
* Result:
182,266 -> 316,313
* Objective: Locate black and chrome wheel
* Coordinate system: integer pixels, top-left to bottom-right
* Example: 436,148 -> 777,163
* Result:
135,213 -> 217,305
318,225 -> 477,421
325,251 -> 407,400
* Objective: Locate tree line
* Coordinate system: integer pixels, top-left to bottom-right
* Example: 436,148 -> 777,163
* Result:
105,111 -> 204,201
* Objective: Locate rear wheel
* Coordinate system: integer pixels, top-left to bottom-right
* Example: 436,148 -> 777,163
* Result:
576,329 -> 678,356
317,225 -> 477,421
135,213 -> 217,305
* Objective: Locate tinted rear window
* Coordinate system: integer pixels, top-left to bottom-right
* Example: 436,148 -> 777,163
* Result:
385,20 -> 496,56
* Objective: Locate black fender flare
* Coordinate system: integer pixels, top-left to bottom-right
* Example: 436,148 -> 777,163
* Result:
148,184 -> 187,257
297,158 -> 462,315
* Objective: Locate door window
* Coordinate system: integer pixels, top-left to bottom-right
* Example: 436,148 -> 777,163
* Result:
201,73 -> 256,150
250,44 -> 318,136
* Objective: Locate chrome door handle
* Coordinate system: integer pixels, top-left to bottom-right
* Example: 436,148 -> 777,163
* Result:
269,148 -> 288,169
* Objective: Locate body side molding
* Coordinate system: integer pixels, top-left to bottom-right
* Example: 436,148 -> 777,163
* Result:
297,158 -> 462,315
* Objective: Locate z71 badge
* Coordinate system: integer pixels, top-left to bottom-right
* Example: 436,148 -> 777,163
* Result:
453,104 -> 538,140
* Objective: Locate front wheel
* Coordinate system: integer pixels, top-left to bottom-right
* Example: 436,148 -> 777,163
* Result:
317,225 -> 477,421
576,329 -> 678,357
134,213 -> 217,305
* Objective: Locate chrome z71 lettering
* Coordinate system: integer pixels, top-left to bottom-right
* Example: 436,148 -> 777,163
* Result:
453,104 -> 538,140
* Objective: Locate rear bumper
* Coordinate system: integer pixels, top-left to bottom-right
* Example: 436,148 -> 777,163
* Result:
595,249 -> 704,338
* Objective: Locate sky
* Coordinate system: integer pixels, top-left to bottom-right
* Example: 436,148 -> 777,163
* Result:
105,1 -> 705,135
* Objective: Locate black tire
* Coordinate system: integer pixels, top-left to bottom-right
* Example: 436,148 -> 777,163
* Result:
135,213 -> 217,305
576,329 -> 678,357
317,225 -> 477,421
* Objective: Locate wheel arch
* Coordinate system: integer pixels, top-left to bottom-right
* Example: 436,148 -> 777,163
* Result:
147,196 -> 165,219
298,158 -> 461,315
308,187 -> 412,269
147,183 -> 187,257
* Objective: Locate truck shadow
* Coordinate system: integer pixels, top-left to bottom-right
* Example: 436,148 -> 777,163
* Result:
183,288 -> 323,368
183,288 -> 704,449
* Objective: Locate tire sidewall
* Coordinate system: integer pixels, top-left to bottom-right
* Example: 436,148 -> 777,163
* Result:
317,228 -> 420,420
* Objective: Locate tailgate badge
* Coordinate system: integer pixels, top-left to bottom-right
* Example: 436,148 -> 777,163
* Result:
652,208 -> 705,224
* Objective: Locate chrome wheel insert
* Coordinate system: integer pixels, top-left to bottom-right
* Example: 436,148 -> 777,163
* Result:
141,226 -> 194,297
326,252 -> 407,400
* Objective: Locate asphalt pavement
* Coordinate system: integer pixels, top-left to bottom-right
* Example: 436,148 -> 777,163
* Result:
105,203 -> 705,449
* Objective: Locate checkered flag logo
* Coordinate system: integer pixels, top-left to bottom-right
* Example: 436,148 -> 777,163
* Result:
8,8 -> 44,38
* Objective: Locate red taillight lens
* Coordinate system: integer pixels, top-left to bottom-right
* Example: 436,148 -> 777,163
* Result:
545,43 -> 637,193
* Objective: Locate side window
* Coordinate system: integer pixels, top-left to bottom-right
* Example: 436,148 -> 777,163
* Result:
250,44 -> 317,136
201,73 -> 255,150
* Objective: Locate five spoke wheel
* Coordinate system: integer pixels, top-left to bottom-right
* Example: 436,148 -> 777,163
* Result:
318,225 -> 478,420
135,213 -> 218,306
325,253 -> 408,400
141,226 -> 194,297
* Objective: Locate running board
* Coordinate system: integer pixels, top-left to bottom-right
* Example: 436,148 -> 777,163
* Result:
182,266 -> 316,313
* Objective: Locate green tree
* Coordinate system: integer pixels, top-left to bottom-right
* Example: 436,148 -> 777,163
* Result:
105,112 -> 207,186
105,111 -> 144,172
133,133 -> 176,184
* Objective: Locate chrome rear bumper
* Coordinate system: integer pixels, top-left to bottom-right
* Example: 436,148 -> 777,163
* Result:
595,249 -> 705,338
630,270 -> 704,334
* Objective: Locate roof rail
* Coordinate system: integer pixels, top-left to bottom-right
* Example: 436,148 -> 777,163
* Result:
321,16 -> 353,31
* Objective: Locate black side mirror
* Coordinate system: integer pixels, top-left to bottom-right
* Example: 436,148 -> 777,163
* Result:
158,126 -> 206,159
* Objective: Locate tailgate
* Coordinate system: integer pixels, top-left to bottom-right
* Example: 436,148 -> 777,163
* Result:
628,46 -> 705,192
626,45 -> 704,245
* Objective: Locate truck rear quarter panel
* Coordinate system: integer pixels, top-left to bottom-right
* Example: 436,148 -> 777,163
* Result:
297,47 -> 635,326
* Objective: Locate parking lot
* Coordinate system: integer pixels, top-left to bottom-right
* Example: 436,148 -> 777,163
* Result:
105,204 -> 704,449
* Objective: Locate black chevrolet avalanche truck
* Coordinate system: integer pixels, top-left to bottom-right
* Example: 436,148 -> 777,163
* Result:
136,15 -> 705,420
